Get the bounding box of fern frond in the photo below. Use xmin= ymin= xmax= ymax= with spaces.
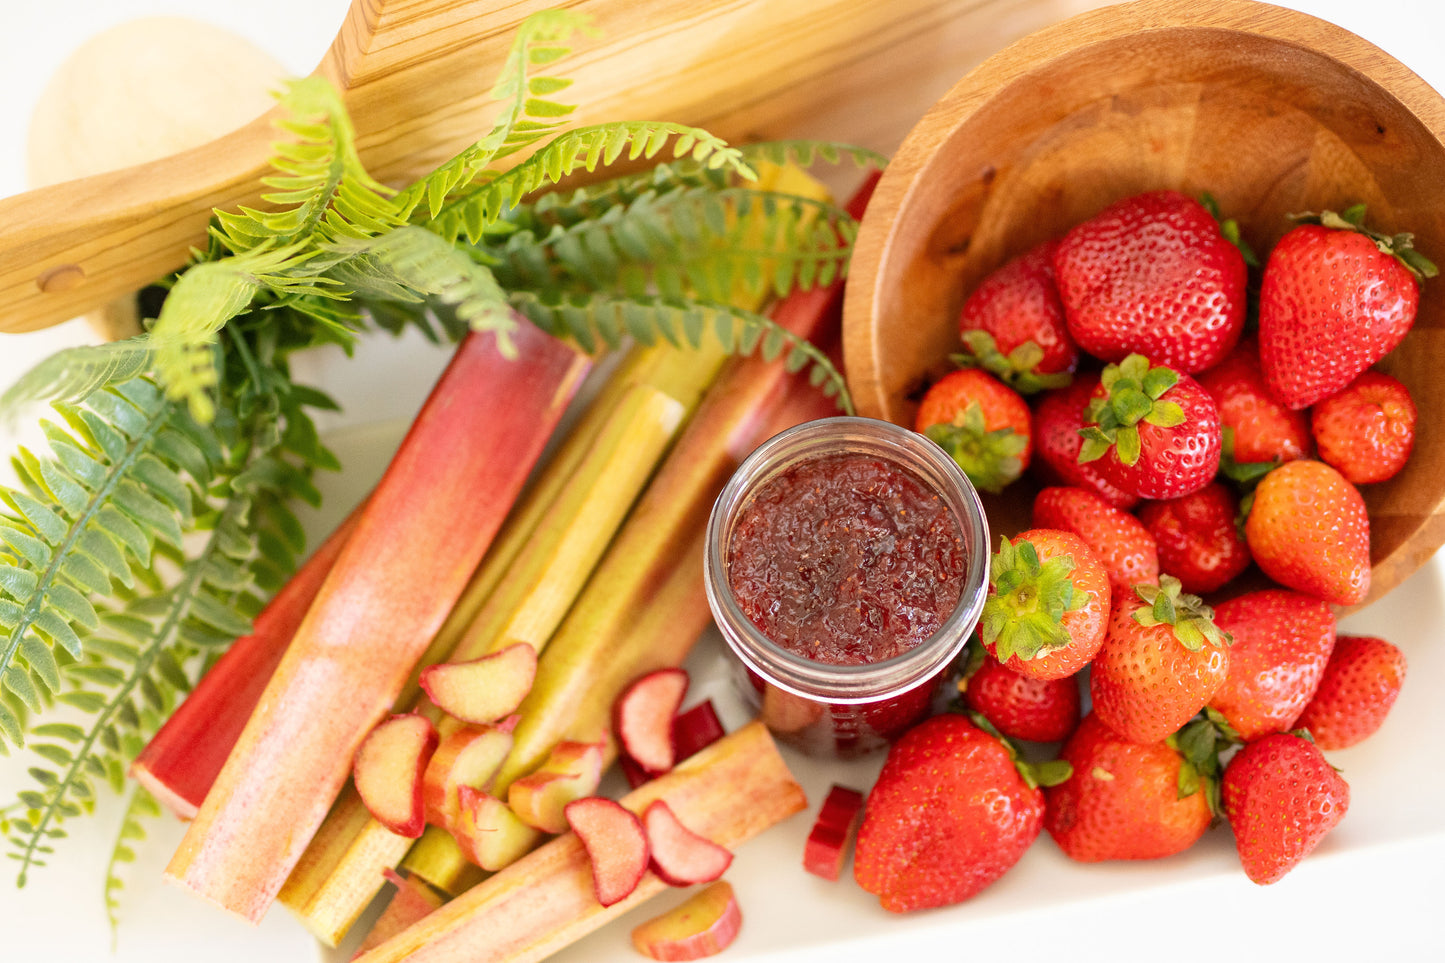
xmin=103 ymin=785 xmax=160 ymax=943
xmin=735 ymin=139 xmax=888 ymax=174
xmin=508 ymin=290 xmax=853 ymax=412
xmin=394 ymin=9 xmax=599 ymax=221
xmin=0 ymin=342 xmax=153 ymax=426
xmin=424 ymin=123 xmax=755 ymax=246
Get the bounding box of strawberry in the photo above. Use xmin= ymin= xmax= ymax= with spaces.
xmin=955 ymin=239 xmax=1078 ymax=393
xmin=1207 ymin=589 xmax=1336 ymax=742
xmin=1195 ymin=338 xmax=1313 ymax=482
xmin=979 ymin=529 xmax=1111 ymax=681
xmin=1053 ymin=189 xmax=1248 ymax=374
xmin=958 ymin=644 xmax=1081 ymax=743
xmin=915 ymin=368 xmax=1032 ymax=493
xmin=1032 ymin=376 xmax=1138 ymax=509
xmin=853 ymin=713 xmax=1062 ymax=911
xmin=1044 ymin=713 xmax=1212 ymax=862
xmin=1243 ymin=458 xmax=1371 ymax=606
xmin=1089 ymin=577 xmax=1230 ymax=745
xmin=1031 ymin=485 xmax=1159 ymax=599
xmin=1310 ymin=370 xmax=1417 ymax=484
xmin=1296 ymin=634 xmax=1408 ymax=750
xmin=1136 ymin=482 xmax=1251 ymax=595
xmin=1258 ymin=206 xmax=1435 ymax=410
xmin=1078 ymin=354 xmax=1222 ymax=500
xmin=1222 ymin=731 xmax=1350 ymax=884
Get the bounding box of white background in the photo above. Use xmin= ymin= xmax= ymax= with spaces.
xmin=2 ymin=2 xmax=1444 ymax=962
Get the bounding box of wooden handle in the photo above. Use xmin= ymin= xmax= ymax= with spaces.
xmin=0 ymin=0 xmax=1101 ymax=335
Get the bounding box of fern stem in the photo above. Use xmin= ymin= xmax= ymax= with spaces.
xmin=0 ymin=397 xmax=171 ymax=715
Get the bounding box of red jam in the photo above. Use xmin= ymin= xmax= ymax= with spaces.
xmin=726 ymin=453 xmax=966 ymax=667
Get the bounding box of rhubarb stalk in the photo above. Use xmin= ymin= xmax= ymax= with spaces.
xmin=165 ymin=323 xmax=590 ymax=922
xmin=355 ymin=721 xmax=806 ymax=963
xmin=130 ymin=501 xmax=363 ymax=819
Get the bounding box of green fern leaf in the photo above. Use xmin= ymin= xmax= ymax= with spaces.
xmin=0 ymin=342 xmax=153 ymax=427
xmin=104 ymin=785 xmax=160 ymax=942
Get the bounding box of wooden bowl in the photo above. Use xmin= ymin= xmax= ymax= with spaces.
xmin=842 ymin=0 xmax=1445 ymax=608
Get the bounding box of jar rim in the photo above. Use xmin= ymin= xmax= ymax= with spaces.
xmin=704 ymin=416 xmax=990 ymax=705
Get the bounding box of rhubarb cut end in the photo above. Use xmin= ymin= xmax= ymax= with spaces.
xmin=802 ymin=784 xmax=865 ymax=881
xmin=353 ymin=713 xmax=440 ymax=839
xmin=643 ymin=799 xmax=734 ymax=886
xmin=616 ymin=668 xmax=690 ymax=776
xmin=420 ymin=643 xmax=538 ymax=725
xmin=631 ymin=880 xmax=743 ymax=961
xmin=565 ymin=796 xmax=651 ymax=907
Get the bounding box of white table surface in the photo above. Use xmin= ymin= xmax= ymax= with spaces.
xmin=2 ymin=2 xmax=1444 ymax=962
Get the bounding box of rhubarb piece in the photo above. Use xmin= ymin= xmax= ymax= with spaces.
xmin=616 ymin=669 xmax=691 ymax=776
xmin=421 ymin=643 xmax=538 ymax=725
xmin=565 ymin=797 xmax=651 ymax=907
xmin=352 ymin=870 xmax=445 ymax=960
xmin=422 ymin=719 xmax=518 ymax=828
xmin=354 ymin=722 xmax=805 ymax=963
xmin=353 ymin=714 xmax=440 ymax=839
xmin=802 ymin=784 xmax=865 ymax=881
xmin=452 ymin=787 xmax=544 ymax=872
xmin=166 ymin=324 xmax=589 ymax=922
xmin=620 ymin=701 xmax=725 ymax=789
xmin=643 ymin=800 xmax=733 ymax=886
xmin=631 ymin=881 xmax=742 ymax=962
xmin=507 ymin=738 xmax=606 ymax=834
xmin=131 ymin=501 xmax=363 ymax=819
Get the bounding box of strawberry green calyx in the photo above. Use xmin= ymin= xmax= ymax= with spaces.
xmin=1218 ymin=426 xmax=1279 ymax=486
xmin=1200 ymin=192 xmax=1260 ymax=268
xmin=1168 ymin=713 xmax=1234 ymax=817
xmin=966 ymin=711 xmax=1072 ymax=790
xmin=1293 ymin=205 xmax=1439 ymax=282
xmin=1079 ymin=354 xmax=1186 ymax=467
xmin=951 ymin=331 xmax=1073 ymax=394
xmin=1131 ymin=575 xmax=1230 ymax=652
xmin=980 ymin=536 xmax=1088 ymax=661
xmin=925 ymin=402 xmax=1029 ymax=494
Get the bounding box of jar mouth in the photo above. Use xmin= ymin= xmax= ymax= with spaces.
xmin=704 ymin=416 xmax=991 ymax=705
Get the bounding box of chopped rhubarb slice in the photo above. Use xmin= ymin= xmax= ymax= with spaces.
xmin=631 ymin=880 xmax=742 ymax=961
xmin=616 ymin=668 xmax=690 ymax=776
xmin=565 ymin=797 xmax=650 ymax=907
xmin=642 ymin=799 xmax=733 ymax=886
xmin=802 ymin=784 xmax=865 ymax=881
xmin=451 ymin=786 xmax=542 ymax=872
xmin=421 ymin=718 xmax=517 ymax=828
xmin=353 ymin=714 xmax=439 ymax=839
xmin=507 ymin=739 xmax=606 ymax=834
xmin=420 ymin=642 xmax=538 ymax=725
xmin=622 ymin=699 xmax=728 ymax=789
xmin=351 ymin=869 xmax=444 ymax=960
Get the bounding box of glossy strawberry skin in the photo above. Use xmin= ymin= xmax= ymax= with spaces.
xmin=854 ymin=714 xmax=1043 ymax=912
xmin=1208 ymin=589 xmax=1337 ymax=742
xmin=962 ymin=654 xmax=1081 ymax=744
xmin=1196 ymin=339 xmax=1313 ymax=467
xmin=916 ymin=367 xmax=1032 ymax=492
xmin=1259 ymin=223 xmax=1421 ymax=410
xmin=958 ymin=239 xmax=1079 ymax=381
xmin=1243 ymin=459 xmax=1371 ymax=606
xmin=1296 ymin=634 xmax=1407 ymax=750
xmin=1054 ymin=190 xmax=1248 ymax=374
xmin=1045 ymin=714 xmax=1211 ymax=861
xmin=1087 ymin=368 xmax=1222 ymax=500
xmin=1311 ymin=370 xmax=1417 ymax=484
xmin=1136 ymin=482 xmax=1251 ymax=595
xmin=1032 ymin=377 xmax=1139 ymax=509
xmin=1222 ymin=732 xmax=1350 ymax=885
xmin=1090 ymin=595 xmax=1230 ymax=745
xmin=1032 ymin=485 xmax=1159 ymax=600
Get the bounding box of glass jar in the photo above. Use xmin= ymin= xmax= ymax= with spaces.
xmin=704 ymin=416 xmax=990 ymax=758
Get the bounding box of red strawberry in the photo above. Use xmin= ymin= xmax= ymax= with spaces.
xmin=1136 ymin=482 xmax=1251 ymax=595
xmin=915 ymin=368 xmax=1032 ymax=493
xmin=1079 ymin=354 xmax=1222 ymax=500
xmin=1296 ymin=634 xmax=1408 ymax=750
xmin=1195 ymin=338 xmax=1313 ymax=481
xmin=1053 ymin=190 xmax=1248 ymax=373
xmin=1222 ymin=732 xmax=1350 ymax=884
xmin=853 ymin=713 xmax=1058 ymax=911
xmin=1258 ymin=206 xmax=1435 ymax=409
xmin=956 ymin=239 xmax=1078 ymax=392
xmin=1044 ymin=713 xmax=1212 ymax=862
xmin=1243 ymin=459 xmax=1371 ymax=606
xmin=959 ymin=646 xmax=1080 ymax=743
xmin=1032 ymin=376 xmax=1138 ymax=509
xmin=980 ymin=529 xmax=1111 ymax=681
xmin=1031 ymin=485 xmax=1159 ymax=599
xmin=1311 ymin=370 xmax=1417 ymax=484
xmin=1089 ymin=577 xmax=1230 ymax=745
xmin=1207 ymin=589 xmax=1336 ymax=741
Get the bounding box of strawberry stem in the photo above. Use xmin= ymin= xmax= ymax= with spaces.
xmin=1130 ymin=576 xmax=1229 ymax=652
xmin=980 ymin=536 xmax=1088 ymax=662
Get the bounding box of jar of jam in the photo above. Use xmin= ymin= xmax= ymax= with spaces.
xmin=704 ymin=416 xmax=989 ymax=758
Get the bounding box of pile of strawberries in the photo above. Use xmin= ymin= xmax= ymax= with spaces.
xmin=852 ymin=190 xmax=1423 ymax=911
